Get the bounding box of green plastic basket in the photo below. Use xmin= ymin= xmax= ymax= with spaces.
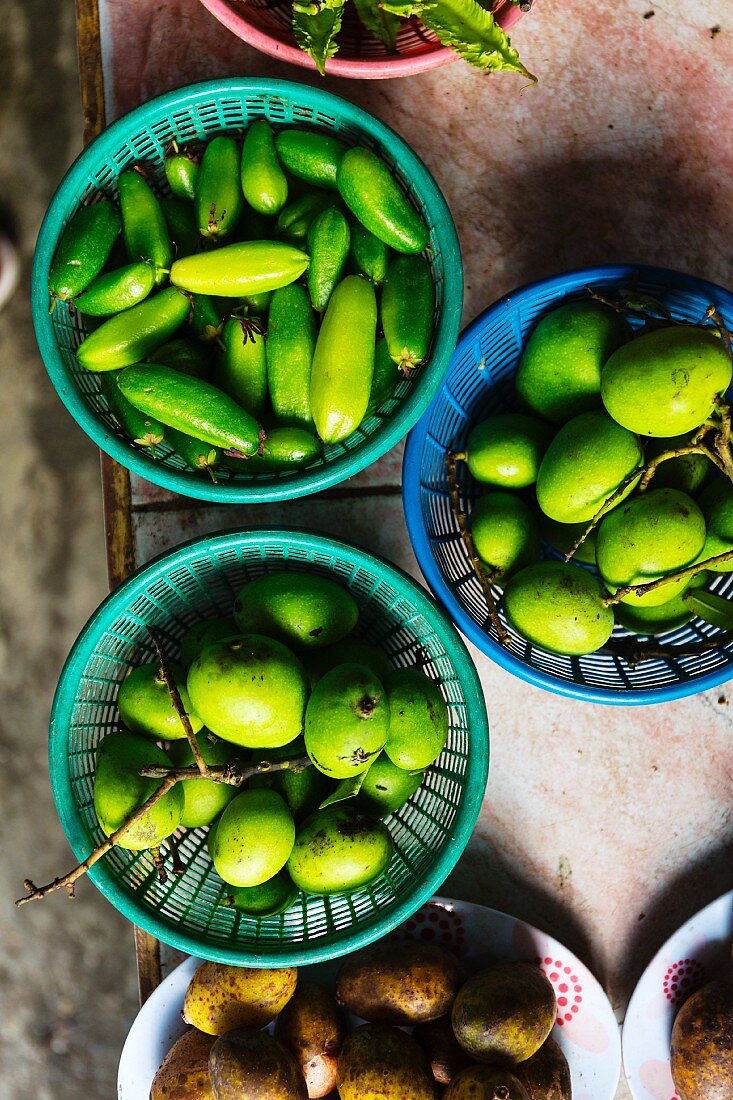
xmin=50 ymin=530 xmax=488 ymax=966
xmin=32 ymin=79 xmax=463 ymax=503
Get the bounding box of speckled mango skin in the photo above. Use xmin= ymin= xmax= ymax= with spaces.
xmin=514 ymin=1037 xmax=572 ymax=1100
xmin=183 ymin=962 xmax=297 ymax=1035
xmin=671 ymin=979 xmax=733 ymax=1100
xmin=209 ymin=1028 xmax=308 ymax=1100
xmin=274 ymin=981 xmax=347 ymax=1099
xmin=451 ymin=962 xmax=556 ymax=1066
xmin=336 ymin=1024 xmax=435 ymax=1100
xmin=445 ymin=1065 xmax=531 ymax=1100
xmin=287 ymin=805 xmax=393 ymax=895
xmin=336 ymin=941 xmax=462 ymax=1025
xmin=501 ymin=562 xmax=614 ymax=656
xmin=150 ymin=1029 xmax=216 ymax=1100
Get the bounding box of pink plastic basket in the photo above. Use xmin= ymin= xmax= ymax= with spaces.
xmin=199 ymin=0 xmax=529 ymax=79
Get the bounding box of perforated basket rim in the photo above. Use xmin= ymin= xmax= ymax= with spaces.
xmin=403 ymin=262 xmax=733 ymax=706
xmin=31 ymin=78 xmax=463 ymax=504
xmin=49 ymin=528 xmax=489 ymax=965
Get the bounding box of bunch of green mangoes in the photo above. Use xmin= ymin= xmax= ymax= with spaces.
xmin=455 ymin=294 xmax=733 ymax=657
xmin=151 ymin=944 xmax=572 ymax=1100
xmin=50 ymin=124 xmax=435 ymax=479
xmin=92 ymin=571 xmax=449 ymax=911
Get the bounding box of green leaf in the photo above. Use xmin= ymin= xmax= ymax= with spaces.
xmin=682 ymin=588 xmax=733 ymax=630
xmin=381 ymin=0 xmax=534 ymax=77
xmin=353 ymin=0 xmax=400 ymax=49
xmin=319 ymin=771 xmax=368 ymax=809
xmin=292 ymin=3 xmax=345 ymax=73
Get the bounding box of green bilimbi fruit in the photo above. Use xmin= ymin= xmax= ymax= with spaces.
xmin=357 ymin=753 xmax=425 ymax=816
xmin=463 ymin=413 xmax=554 ymax=488
xmin=217 ymin=317 xmax=268 ymax=420
xmin=266 ymin=283 xmax=316 ymax=431
xmin=502 ymin=561 xmax=614 ymax=655
xmin=74 ymin=261 xmax=155 ymax=317
xmin=249 ymin=737 xmax=333 ymax=823
xmin=170 ymin=241 xmax=309 ymax=297
xmin=645 ymin=435 xmax=713 ymax=496
xmin=287 ymin=805 xmax=393 ymax=894
xmin=384 ymin=667 xmax=448 ymax=771
xmin=536 ymin=409 xmax=643 ymax=524
xmin=304 ymin=663 xmax=389 ymax=779
xmin=697 ymin=480 xmax=733 ymax=571
xmin=245 ymin=427 xmax=322 ymax=471
xmin=76 ymin=287 xmax=190 ymax=371
xmin=118 ymin=169 xmax=173 ymax=285
xmin=186 ymin=635 xmax=308 ymax=749
xmin=117 ymin=660 xmax=203 ymax=740
xmin=233 ymin=573 xmax=358 ymax=649
xmin=160 ymin=195 xmax=201 ymax=258
xmin=227 ymin=870 xmax=299 ymax=917
xmin=49 ymin=199 xmax=120 ymax=300
xmin=366 ymin=338 xmax=400 ymax=417
xmin=164 ymin=145 xmax=200 ymax=202
xmin=337 ymin=148 xmax=429 ymax=255
xmin=179 ymin=616 xmax=240 ymax=669
xmin=470 ymin=492 xmax=540 ymax=578
xmin=274 ymin=130 xmax=347 ymax=190
xmin=169 ymin=733 xmax=241 ymax=828
xmin=100 ymin=370 xmax=165 ymax=452
xmin=602 ymin=325 xmax=733 ymax=437
xmin=196 ymin=135 xmax=244 ymax=240
xmin=596 ymin=487 xmax=706 ymax=606
xmin=539 ymin=516 xmax=597 ymax=566
xmin=166 ymin=426 xmax=221 ymax=479
xmin=241 ymin=120 xmax=289 ymax=216
xmin=210 ymin=789 xmax=295 ymax=887
xmin=307 ymin=206 xmax=350 ymax=313
xmin=350 ymin=222 xmax=390 ymax=286
xmin=93 ymin=731 xmax=184 ymax=850
xmin=381 ymin=254 xmax=434 ymax=370
xmin=301 ymin=641 xmax=392 ymax=689
xmin=515 ymin=301 xmax=628 ymax=423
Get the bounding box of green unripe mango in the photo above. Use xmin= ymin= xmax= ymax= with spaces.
xmin=645 ymin=435 xmax=713 ymax=496
xmin=357 ymin=753 xmax=425 ymax=816
xmin=179 ymin=616 xmax=240 ymax=670
xmin=464 ymin=414 xmax=554 ymax=487
xmin=211 ymin=789 xmax=295 ymax=887
xmin=187 ymin=635 xmax=308 ymax=748
xmin=384 ymin=667 xmax=448 ymax=771
xmin=301 ymin=640 xmax=393 ymax=689
xmin=93 ymin=731 xmax=184 ymax=850
xmin=596 ymin=488 xmax=706 ymax=606
xmin=227 ymin=870 xmax=299 ymax=918
xmin=288 ymin=806 xmax=393 ymax=895
xmin=601 ymin=325 xmax=732 ymax=437
xmin=233 ymin=573 xmax=358 ymax=649
xmin=615 ymin=590 xmax=694 ymax=634
xmin=698 ymin=480 xmax=733 ymax=571
xmin=117 ymin=660 xmax=203 ymax=741
xmin=470 ymin=492 xmax=540 ymax=578
xmin=502 ymin=561 xmax=614 ymax=655
xmin=516 ymin=302 xmax=628 ymax=423
xmin=168 ymin=733 xmax=242 ymax=828
xmin=539 ymin=515 xmax=597 ymax=565
xmin=249 ymin=737 xmax=333 ymax=822
xmin=304 ymin=663 xmax=389 ymax=779
xmin=536 ymin=409 xmax=643 ymax=523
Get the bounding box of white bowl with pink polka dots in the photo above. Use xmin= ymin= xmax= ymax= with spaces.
xmin=118 ymin=896 xmax=621 ymax=1100
xmin=622 ymin=889 xmax=733 ymax=1100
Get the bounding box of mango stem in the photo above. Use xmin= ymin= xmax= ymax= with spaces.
xmin=149 ymin=626 xmax=211 ymax=778
xmin=601 ymin=548 xmax=733 ymax=607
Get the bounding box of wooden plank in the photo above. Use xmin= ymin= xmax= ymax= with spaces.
xmin=134 ymin=926 xmax=163 ymax=1006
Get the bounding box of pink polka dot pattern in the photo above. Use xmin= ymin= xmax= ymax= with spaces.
xmin=391 ymin=902 xmax=465 ymax=948
xmin=662 ymin=958 xmax=705 ymax=1007
xmin=534 ymin=956 xmax=583 ymax=1027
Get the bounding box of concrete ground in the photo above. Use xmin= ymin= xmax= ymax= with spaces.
xmin=0 ymin=3 xmax=138 ymax=1097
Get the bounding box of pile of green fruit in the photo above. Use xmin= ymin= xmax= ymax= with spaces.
xmin=453 ymin=293 xmax=733 ymax=657
xmin=670 ymin=952 xmax=733 ymax=1100
xmin=50 ymin=122 xmax=435 ymax=481
xmin=151 ymin=941 xmax=571 ymax=1100
xmin=92 ymin=572 xmax=450 ymax=912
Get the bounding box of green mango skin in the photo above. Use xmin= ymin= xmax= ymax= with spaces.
xmin=228 ymin=870 xmax=299 ymax=918
xmin=596 ymin=488 xmax=706 ymax=606
xmin=615 ymin=589 xmax=694 ymax=635
xmin=233 ymin=573 xmax=358 ymax=649
xmin=357 ymin=753 xmax=425 ymax=816
xmin=169 ymin=733 xmax=242 ymax=828
xmin=93 ymin=731 xmax=184 ymax=851
xmin=470 ymin=492 xmax=541 ymax=579
xmin=304 ymin=663 xmax=389 ymax=779
xmin=301 ymin=641 xmax=393 ymax=690
xmin=698 ymin=480 xmax=733 ymax=572
xmin=288 ymin=806 xmax=393 ymax=895
xmin=539 ymin=515 xmax=597 ymax=566
xmin=384 ymin=667 xmax=448 ymax=771
xmin=516 ymin=302 xmax=629 ymax=424
xmin=249 ymin=737 xmax=333 ymax=822
xmin=502 ymin=561 xmax=614 ymax=656
xmin=211 ymin=789 xmax=295 ymax=888
xmin=117 ymin=660 xmax=203 ymax=741
xmin=179 ymin=617 xmax=241 ymax=670
xmin=602 ymin=325 xmax=732 ymax=437
xmin=465 ymin=414 xmax=554 ymax=488
xmin=186 ymin=635 xmax=308 ymax=749
xmin=536 ymin=409 xmax=643 ymax=524
xmin=645 ymin=435 xmax=714 ymax=496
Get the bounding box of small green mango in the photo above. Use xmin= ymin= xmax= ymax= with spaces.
xmin=93 ymin=731 xmax=184 ymax=850
xmin=211 ymin=789 xmax=295 ymax=887
xmin=301 ymin=640 xmax=393 ymax=689
xmin=168 ymin=732 xmax=242 ymax=827
xmin=645 ymin=435 xmax=713 ymax=496
xmin=502 ymin=561 xmax=614 ymax=655
xmin=357 ymin=753 xmax=425 ymax=816
xmin=233 ymin=573 xmax=358 ymax=648
xmin=615 ymin=590 xmax=694 ymax=634
xmin=249 ymin=736 xmax=333 ymax=822
xmin=471 ymin=492 xmax=540 ymax=578
xmin=384 ymin=667 xmax=448 ymax=771
xmin=698 ymin=480 xmax=733 ymax=571
xmin=539 ymin=515 xmax=597 ymax=565
xmin=464 ymin=413 xmax=554 ymax=488
xmin=227 ymin=870 xmax=299 ymax=918
xmin=304 ymin=663 xmax=389 ymax=779
xmin=179 ymin=616 xmax=240 ymax=669
xmin=118 ymin=660 xmax=203 ymax=741
xmin=288 ymin=806 xmax=393 ymax=894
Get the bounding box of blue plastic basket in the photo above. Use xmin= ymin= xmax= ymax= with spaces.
xmin=32 ymin=79 xmax=463 ymax=503
xmin=403 ymin=264 xmax=733 ymax=705
xmin=49 ymin=529 xmax=488 ymax=965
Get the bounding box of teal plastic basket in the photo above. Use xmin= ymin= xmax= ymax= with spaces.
xmin=50 ymin=530 xmax=488 ymax=966
xmin=32 ymin=79 xmax=463 ymax=503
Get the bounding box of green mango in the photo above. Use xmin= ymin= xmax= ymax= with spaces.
xmin=227 ymin=870 xmax=299 ymax=917
xmin=539 ymin=515 xmax=597 ymax=565
xmin=287 ymin=806 xmax=393 ymax=895
xmin=464 ymin=413 xmax=554 ymax=487
xmin=304 ymin=663 xmax=389 ymax=779
xmin=249 ymin=737 xmax=333 ymax=822
xmin=93 ymin=731 xmax=184 ymax=850
xmin=470 ymin=492 xmax=540 ymax=578
xmin=602 ymin=325 xmax=732 ymax=437
xmin=117 ymin=660 xmax=203 ymax=741
xmin=516 ymin=302 xmax=628 ymax=423
xmin=301 ymin=640 xmax=393 ymax=689
xmin=645 ymin=435 xmax=713 ymax=496
xmin=211 ymin=789 xmax=295 ymax=887
xmin=168 ymin=732 xmax=242 ymax=828
xmin=536 ymin=410 xmax=643 ymax=523
xmin=502 ymin=561 xmax=614 ymax=655
xmin=357 ymin=753 xmax=425 ymax=816
xmin=233 ymin=573 xmax=358 ymax=649
xmin=179 ymin=616 xmax=240 ymax=670
xmin=697 ymin=480 xmax=733 ymax=571
xmin=384 ymin=667 xmax=448 ymax=771
xmin=615 ymin=590 xmax=694 ymax=634
xmin=187 ymin=635 xmax=308 ymax=749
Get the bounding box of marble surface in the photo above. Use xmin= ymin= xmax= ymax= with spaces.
xmin=96 ymin=0 xmax=733 ymax=1089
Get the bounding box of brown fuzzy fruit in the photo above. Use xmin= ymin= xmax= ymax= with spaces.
xmin=150 ymin=1029 xmax=216 ymax=1100
xmin=414 ymin=1015 xmax=473 ymax=1085
xmin=336 ymin=940 xmax=463 ymax=1024
xmin=274 ymin=981 xmax=347 ymax=1098
xmin=445 ymin=1065 xmax=531 ymax=1100
xmin=208 ymin=1028 xmax=308 ymax=1100
xmin=183 ymin=962 xmax=297 ymax=1035
xmin=514 ymin=1038 xmax=572 ymax=1099
xmin=671 ymin=979 xmax=733 ymax=1100
xmin=337 ymin=1023 xmax=435 ymax=1100
xmin=451 ymin=962 xmax=556 ymax=1065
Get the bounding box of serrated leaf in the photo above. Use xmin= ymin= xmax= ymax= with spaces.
xmin=353 ymin=0 xmax=400 ymax=49
xmin=682 ymin=588 xmax=733 ymax=630
xmin=292 ymin=3 xmax=345 ymax=73
xmin=319 ymin=771 xmax=367 ymax=809
xmin=381 ymin=0 xmax=534 ymax=78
